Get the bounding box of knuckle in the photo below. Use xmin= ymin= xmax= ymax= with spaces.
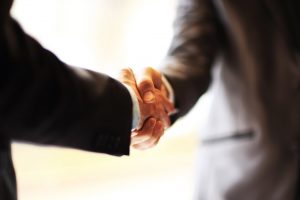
xmin=139 ymin=79 xmax=153 ymax=89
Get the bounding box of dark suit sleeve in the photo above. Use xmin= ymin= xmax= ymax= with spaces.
xmin=161 ymin=0 xmax=220 ymax=119
xmin=0 ymin=18 xmax=132 ymax=156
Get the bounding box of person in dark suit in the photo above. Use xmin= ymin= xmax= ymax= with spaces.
xmin=0 ymin=1 xmax=174 ymax=200
xmin=125 ymin=0 xmax=300 ymax=199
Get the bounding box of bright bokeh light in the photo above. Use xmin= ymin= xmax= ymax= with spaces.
xmin=11 ymin=0 xmax=176 ymax=75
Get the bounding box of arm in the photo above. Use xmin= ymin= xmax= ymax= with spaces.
xmin=161 ymin=0 xmax=220 ymax=118
xmin=0 ymin=18 xmax=132 ymax=156
xmin=127 ymin=0 xmax=220 ymax=149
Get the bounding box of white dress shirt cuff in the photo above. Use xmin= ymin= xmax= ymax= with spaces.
xmin=124 ymin=85 xmax=141 ymax=130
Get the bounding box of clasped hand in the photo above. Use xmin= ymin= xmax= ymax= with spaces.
xmin=120 ymin=67 xmax=174 ymax=150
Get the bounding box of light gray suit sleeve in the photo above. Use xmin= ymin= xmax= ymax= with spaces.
xmin=161 ymin=0 xmax=220 ymax=119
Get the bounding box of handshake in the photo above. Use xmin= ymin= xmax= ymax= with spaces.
xmin=119 ymin=67 xmax=175 ymax=150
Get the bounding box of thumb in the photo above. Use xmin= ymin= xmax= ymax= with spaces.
xmin=138 ymin=78 xmax=155 ymax=103
xmin=137 ymin=67 xmax=162 ymax=103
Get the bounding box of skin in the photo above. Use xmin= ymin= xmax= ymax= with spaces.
xmin=120 ymin=68 xmax=174 ymax=150
xmin=137 ymin=67 xmax=170 ymax=104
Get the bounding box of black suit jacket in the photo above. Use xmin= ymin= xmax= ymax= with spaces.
xmin=0 ymin=1 xmax=132 ymax=199
xmin=162 ymin=0 xmax=300 ymax=199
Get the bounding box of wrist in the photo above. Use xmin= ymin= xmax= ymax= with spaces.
xmin=123 ymin=85 xmax=141 ymax=130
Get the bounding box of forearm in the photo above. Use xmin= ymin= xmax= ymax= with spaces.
xmin=0 ymin=18 xmax=132 ymax=155
xmin=161 ymin=0 xmax=220 ymax=117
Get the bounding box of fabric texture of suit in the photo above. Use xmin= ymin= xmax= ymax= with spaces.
xmin=162 ymin=0 xmax=300 ymax=199
xmin=0 ymin=1 xmax=132 ymax=199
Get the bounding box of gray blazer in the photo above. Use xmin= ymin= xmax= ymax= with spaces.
xmin=163 ymin=0 xmax=300 ymax=199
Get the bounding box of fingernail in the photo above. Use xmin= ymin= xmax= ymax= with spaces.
xmin=143 ymin=91 xmax=155 ymax=102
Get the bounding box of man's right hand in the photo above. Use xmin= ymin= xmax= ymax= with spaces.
xmin=137 ymin=67 xmax=171 ymax=104
xmin=120 ymin=68 xmax=174 ymax=150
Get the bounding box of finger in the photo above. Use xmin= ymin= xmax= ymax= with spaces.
xmin=131 ymin=118 xmax=156 ymax=145
xmin=138 ymin=78 xmax=155 ymax=103
xmin=119 ymin=68 xmax=137 ymax=86
xmin=155 ymin=89 xmax=175 ymax=114
xmin=160 ymin=112 xmax=171 ymax=128
xmin=137 ymin=67 xmax=162 ymax=103
xmin=160 ymin=84 xmax=170 ymax=100
xmin=144 ymin=67 xmax=163 ymax=89
xmin=132 ymin=120 xmax=164 ymax=150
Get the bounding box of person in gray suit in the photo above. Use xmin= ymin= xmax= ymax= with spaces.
xmin=124 ymin=0 xmax=300 ymax=199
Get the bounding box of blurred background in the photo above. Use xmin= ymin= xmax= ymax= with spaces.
xmin=10 ymin=0 xmax=209 ymax=199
